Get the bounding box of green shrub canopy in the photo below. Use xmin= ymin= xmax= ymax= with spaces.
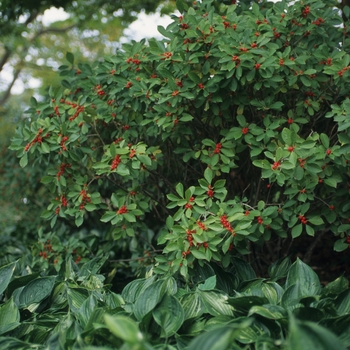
xmin=10 ymin=0 xmax=350 ymax=278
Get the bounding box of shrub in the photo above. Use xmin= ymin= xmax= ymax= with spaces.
xmin=9 ymin=0 xmax=350 ymax=278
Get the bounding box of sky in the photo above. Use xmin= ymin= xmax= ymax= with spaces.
xmin=1 ymin=7 xmax=174 ymax=95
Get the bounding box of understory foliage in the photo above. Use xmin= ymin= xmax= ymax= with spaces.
xmin=1 ymin=248 xmax=350 ymax=349
xmin=2 ymin=0 xmax=350 ymax=348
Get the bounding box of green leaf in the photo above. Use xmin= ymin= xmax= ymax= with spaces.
xmin=176 ymin=0 xmax=188 ymax=13
xmin=320 ymin=315 xmax=350 ymax=347
xmin=191 ymin=249 xmax=209 ymax=260
xmin=308 ymin=216 xmax=324 ymax=225
xmin=198 ymin=290 xmax=234 ymax=316
xmin=19 ymin=153 xmax=28 ymax=168
xmin=324 ymin=178 xmax=337 ymax=188
xmin=175 ymin=183 xmax=184 ymax=197
xmin=232 ymin=258 xmax=257 ymax=281
xmin=334 ymin=289 xmax=350 ymax=316
xmin=248 ymin=304 xmax=286 ymax=320
xmin=104 ymin=314 xmax=143 ymax=344
xmin=66 ymin=52 xmax=74 ymax=65
xmin=67 ymin=287 xmax=89 ymax=313
xmin=287 ymin=315 xmax=347 ymax=350
xmin=291 ymin=223 xmax=303 ymax=238
xmin=0 ymin=262 xmax=16 ymax=296
xmin=180 ymin=292 xmax=205 ymax=320
xmin=334 ymin=239 xmax=349 ymax=252
xmin=134 ymin=279 xmax=167 ymax=320
xmin=268 ymin=257 xmax=291 ymax=280
xmin=19 ymin=276 xmax=56 ymax=308
xmin=153 ymin=293 xmax=184 ymax=337
xmin=0 ymin=298 xmax=20 ymax=335
xmin=100 ymin=211 xmax=116 ymax=223
xmin=198 ymin=276 xmax=216 ymax=291
xmin=285 ymin=258 xmax=321 ymax=296
xmin=187 ymin=325 xmax=235 ymax=350
xmin=204 ymin=167 xmax=213 ymax=184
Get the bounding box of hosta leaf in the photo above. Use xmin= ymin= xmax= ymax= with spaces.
xmin=104 ymin=314 xmax=144 ymax=344
xmin=153 ymin=293 xmax=184 ymax=337
xmin=67 ymin=287 xmax=89 ymax=313
xmin=18 ymin=276 xmax=56 ymax=308
xmin=287 ymin=316 xmax=346 ymax=350
xmin=228 ymin=296 xmax=268 ymax=315
xmin=293 ymin=307 xmax=324 ymax=322
xmin=268 ymin=257 xmax=291 ymax=280
xmin=248 ymin=304 xmax=287 ymax=320
xmin=180 ymin=292 xmax=205 ymax=320
xmin=333 ymin=289 xmax=350 ymax=316
xmin=285 ymin=258 xmax=321 ymax=296
xmin=0 ymin=262 xmax=16 ymax=296
xmin=198 ymin=290 xmax=234 ymax=316
xmin=134 ymin=279 xmax=167 ymax=320
xmin=77 ymin=295 xmax=97 ymax=328
xmin=0 ymin=298 xmax=20 ymax=335
xmin=186 ymin=325 xmax=235 ymax=350
xmin=320 ymin=315 xmax=350 ymax=347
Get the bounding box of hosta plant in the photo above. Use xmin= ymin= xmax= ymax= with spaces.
xmin=0 ymin=253 xmax=349 ymax=349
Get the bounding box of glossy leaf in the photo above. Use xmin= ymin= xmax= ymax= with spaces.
xmin=153 ymin=293 xmax=184 ymax=337
xmin=0 ymin=262 xmax=16 ymax=296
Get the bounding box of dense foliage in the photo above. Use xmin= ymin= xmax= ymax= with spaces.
xmin=2 ymin=0 xmax=350 ymax=348
xmin=1 ymin=248 xmax=350 ymax=349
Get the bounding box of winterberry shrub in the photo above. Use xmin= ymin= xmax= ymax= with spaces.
xmin=10 ymin=0 xmax=350 ymax=277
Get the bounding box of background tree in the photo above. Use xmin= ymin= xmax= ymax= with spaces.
xmin=0 ymin=0 xmax=176 ymax=235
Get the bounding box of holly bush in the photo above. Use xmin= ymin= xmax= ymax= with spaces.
xmin=10 ymin=0 xmax=350 ymax=279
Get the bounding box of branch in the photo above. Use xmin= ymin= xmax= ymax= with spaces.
xmin=0 ymin=22 xmax=78 ymax=106
xmin=0 ymin=48 xmax=11 ymax=73
xmin=0 ymin=68 xmax=21 ymax=107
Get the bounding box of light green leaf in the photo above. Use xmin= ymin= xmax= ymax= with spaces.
xmin=104 ymin=314 xmax=143 ymax=344
xmin=198 ymin=276 xmax=216 ymax=291
xmin=19 ymin=153 xmax=28 ymax=168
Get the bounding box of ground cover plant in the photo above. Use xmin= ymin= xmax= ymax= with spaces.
xmin=2 ymin=0 xmax=350 ymax=348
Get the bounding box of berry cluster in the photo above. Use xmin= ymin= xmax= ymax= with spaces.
xmin=298 ymin=158 xmax=306 ymax=168
xmin=196 ymin=220 xmax=207 ymax=230
xmin=257 ymin=216 xmax=264 ymax=225
xmin=117 ymin=205 xmax=128 ymax=214
xmin=161 ymin=52 xmax=172 ymax=60
xmin=301 ymin=6 xmax=310 ymax=18
xmin=111 ymin=155 xmax=121 ymax=170
xmin=214 ymin=142 xmax=222 ymax=154
xmin=79 ymin=189 xmax=91 ymax=210
xmin=272 ymin=161 xmax=281 ymax=170
xmin=129 ymin=149 xmax=136 ymax=158
xmin=57 ymin=163 xmax=71 ymax=180
xmin=207 ymin=185 xmax=214 ymax=198
xmin=24 ymin=128 xmax=44 ymax=152
xmin=242 ymin=127 xmax=249 ymax=135
xmin=298 ymin=215 xmax=308 ymax=225
xmin=220 ymin=214 xmax=235 ymax=235
xmin=60 ymin=136 xmax=69 ymax=151
xmin=186 ymin=229 xmax=196 ymax=247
